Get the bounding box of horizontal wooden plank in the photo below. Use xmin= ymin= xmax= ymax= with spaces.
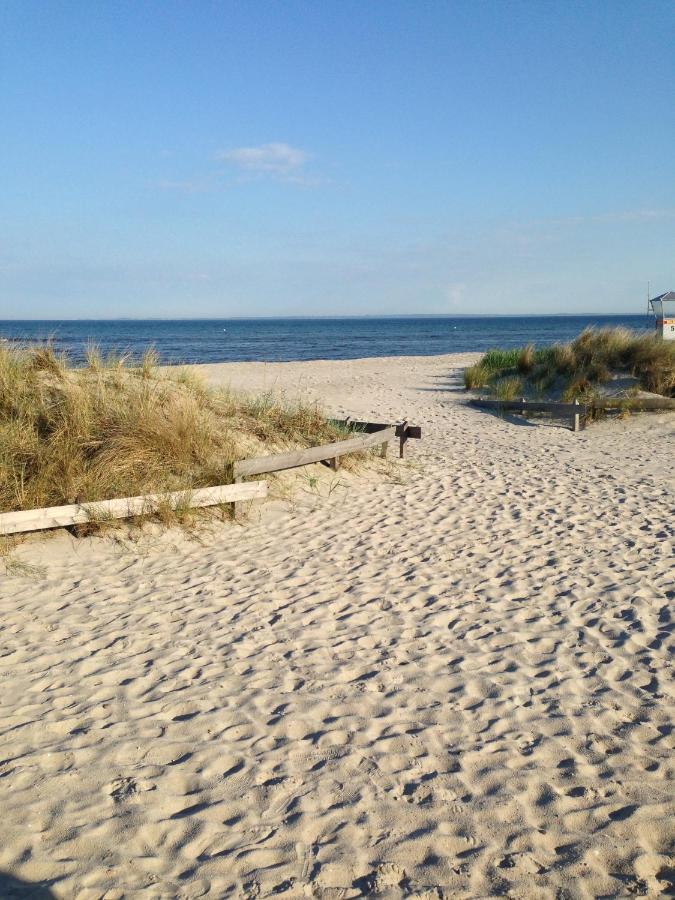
xmin=470 ymin=399 xmax=587 ymax=415
xmin=596 ymin=397 xmax=675 ymax=411
xmin=328 ymin=418 xmax=422 ymax=439
xmin=0 ymin=481 xmax=267 ymax=536
xmin=471 ymin=396 xmax=675 ymax=414
xmin=233 ymin=426 xmax=397 ymax=478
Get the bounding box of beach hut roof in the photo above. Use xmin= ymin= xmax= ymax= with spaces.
xmin=651 ymin=291 xmax=675 ymax=302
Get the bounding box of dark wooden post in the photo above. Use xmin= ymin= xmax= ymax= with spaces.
xmin=399 ymin=420 xmax=408 ymax=458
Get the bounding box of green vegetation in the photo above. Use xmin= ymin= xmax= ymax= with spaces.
xmin=464 ymin=327 xmax=675 ymax=401
xmin=463 ymin=363 xmax=490 ymax=390
xmin=0 ymin=344 xmax=349 ymax=517
xmin=480 ymin=349 xmax=521 ymax=372
xmin=492 ymin=376 xmax=523 ymax=401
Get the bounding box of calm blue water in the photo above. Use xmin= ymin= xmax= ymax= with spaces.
xmin=0 ymin=316 xmax=653 ymax=365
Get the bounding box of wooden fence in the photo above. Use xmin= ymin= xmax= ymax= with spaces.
xmin=470 ymin=395 xmax=675 ymax=432
xmin=469 ymin=398 xmax=585 ymax=431
xmin=594 ymin=397 xmax=675 ymax=411
xmin=232 ymin=418 xmax=421 ymax=516
xmin=233 ymin=418 xmax=422 ymax=482
xmin=328 ymin=419 xmax=422 ymax=459
xmin=233 ymin=426 xmax=397 ymax=480
xmin=2 ymin=417 xmax=422 ymax=535
xmin=0 ymin=482 xmax=267 ymax=536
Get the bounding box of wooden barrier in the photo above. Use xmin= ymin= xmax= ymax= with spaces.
xmin=469 ymin=398 xmax=587 ymax=432
xmin=596 ymin=397 xmax=675 ymax=411
xmin=469 ymin=395 xmax=675 ymax=431
xmin=1 ymin=417 xmax=425 ymax=534
xmin=0 ymin=481 xmax=267 ymax=536
xmin=233 ymin=426 xmax=398 ymax=480
xmin=328 ymin=418 xmax=422 ymax=458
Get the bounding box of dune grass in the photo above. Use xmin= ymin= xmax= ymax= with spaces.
xmin=492 ymin=376 xmax=524 ymax=401
xmin=0 ymin=344 xmax=349 ymax=517
xmin=464 ymin=327 xmax=675 ymax=400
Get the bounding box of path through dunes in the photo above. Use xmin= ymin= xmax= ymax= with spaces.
xmin=1 ymin=354 xmax=673 ymax=898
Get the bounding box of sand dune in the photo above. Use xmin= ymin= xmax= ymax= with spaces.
xmin=0 ymin=353 xmax=673 ymax=898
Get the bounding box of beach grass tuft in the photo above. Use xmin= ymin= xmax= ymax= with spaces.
xmin=463 ymin=364 xmax=490 ymax=389
xmin=493 ymin=376 xmax=523 ymax=401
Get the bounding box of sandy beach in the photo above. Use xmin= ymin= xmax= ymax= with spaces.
xmin=1 ymin=352 xmax=673 ymax=898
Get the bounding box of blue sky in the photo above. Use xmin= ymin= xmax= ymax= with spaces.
xmin=1 ymin=0 xmax=674 ymax=318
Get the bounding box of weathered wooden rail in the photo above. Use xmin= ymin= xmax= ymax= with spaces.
xmin=232 ymin=418 xmax=421 ymax=516
xmin=233 ymin=426 xmax=397 ymax=480
xmin=233 ymin=418 xmax=422 ymax=483
xmin=328 ymin=418 xmax=422 ymax=459
xmin=2 ymin=417 xmax=423 ymax=535
xmin=470 ymin=395 xmax=675 ymax=432
xmin=596 ymin=397 xmax=675 ymax=411
xmin=469 ymin=398 xmax=586 ymax=431
xmin=0 ymin=482 xmax=267 ymax=536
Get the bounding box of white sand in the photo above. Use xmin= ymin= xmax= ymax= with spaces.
xmin=1 ymin=353 xmax=673 ymax=898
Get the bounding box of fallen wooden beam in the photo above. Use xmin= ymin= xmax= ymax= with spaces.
xmin=233 ymin=426 xmax=398 ymax=479
xmin=0 ymin=481 xmax=267 ymax=536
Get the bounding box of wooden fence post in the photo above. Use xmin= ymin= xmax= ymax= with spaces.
xmin=573 ymin=399 xmax=580 ymax=433
xmin=233 ymin=475 xmax=245 ymax=520
xmin=399 ymin=420 xmax=408 ymax=458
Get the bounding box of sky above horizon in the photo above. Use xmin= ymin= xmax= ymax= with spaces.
xmin=2 ymin=0 xmax=674 ymax=318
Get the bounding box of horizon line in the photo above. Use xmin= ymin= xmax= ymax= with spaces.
xmin=0 ymin=312 xmax=651 ymax=323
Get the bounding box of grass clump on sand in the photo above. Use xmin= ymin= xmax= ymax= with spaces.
xmin=464 ymin=327 xmax=675 ymax=401
xmin=463 ymin=364 xmax=489 ymax=389
xmin=0 ymin=344 xmax=349 ymax=517
xmin=492 ymin=376 xmax=523 ymax=401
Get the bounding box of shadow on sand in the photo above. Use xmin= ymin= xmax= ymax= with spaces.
xmin=0 ymin=873 xmax=56 ymax=898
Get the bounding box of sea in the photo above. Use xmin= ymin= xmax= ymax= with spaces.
xmin=0 ymin=315 xmax=654 ymax=366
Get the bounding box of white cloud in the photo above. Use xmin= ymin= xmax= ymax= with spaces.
xmin=217 ymin=142 xmax=311 ymax=178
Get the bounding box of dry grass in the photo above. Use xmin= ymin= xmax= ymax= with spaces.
xmin=463 ymin=364 xmax=489 ymax=389
xmin=492 ymin=376 xmax=523 ymax=401
xmin=466 ymin=328 xmax=675 ymax=400
xmin=0 ymin=345 xmax=349 ymax=518
xmin=517 ymin=344 xmax=535 ymax=375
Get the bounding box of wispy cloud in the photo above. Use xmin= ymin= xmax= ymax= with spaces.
xmin=153 ymin=142 xmax=322 ymax=192
xmin=216 ymin=142 xmax=313 ymax=181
